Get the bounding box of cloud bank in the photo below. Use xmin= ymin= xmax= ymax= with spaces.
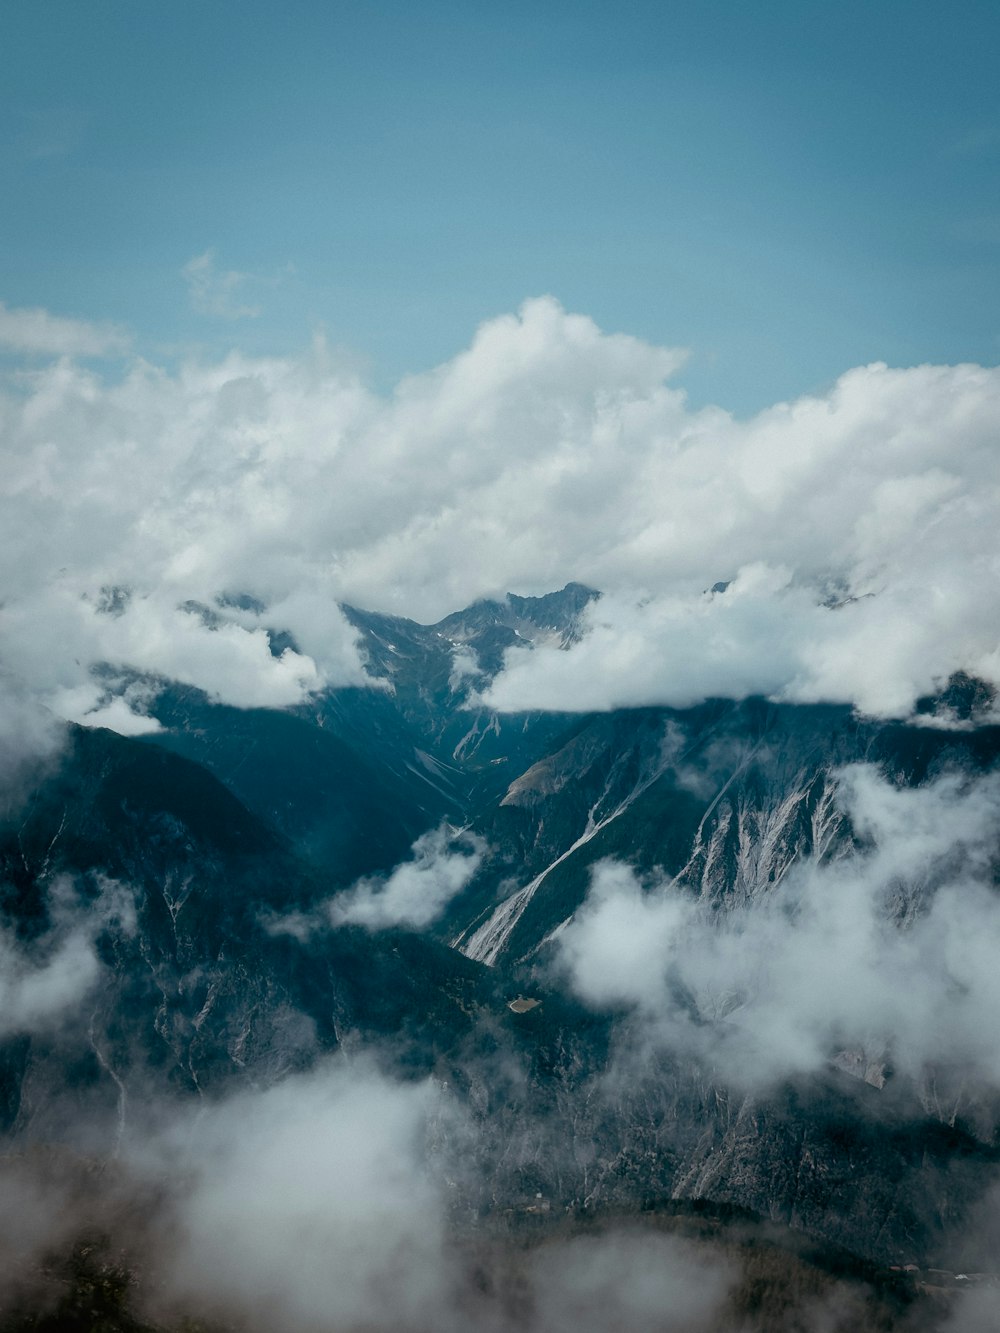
xmin=120 ymin=1055 xmax=746 ymax=1333
xmin=139 ymin=1058 xmax=457 ymax=1333
xmin=2 ymin=294 xmax=999 ymax=730
xmin=0 ymin=1050 xmax=746 ymax=1333
xmin=555 ymin=763 xmax=1000 ymax=1090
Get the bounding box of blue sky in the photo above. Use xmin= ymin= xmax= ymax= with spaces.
xmin=2 ymin=0 xmax=998 ymax=411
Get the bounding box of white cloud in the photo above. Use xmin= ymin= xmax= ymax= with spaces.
xmin=0 ymin=927 xmax=100 ymax=1036
xmin=482 ymin=569 xmax=821 ymax=713
xmin=477 ymin=357 xmax=1000 ymax=720
xmin=0 ymin=674 xmax=65 ymax=808
xmin=0 ymin=300 xmax=128 ymax=357
xmin=941 ymin=1288 xmax=1000 ymax=1331
xmin=182 ymin=250 xmax=262 ymax=320
xmin=130 ymin=1055 xmax=742 ymax=1333
xmin=0 ymin=878 xmax=135 ymax=1038
xmin=267 ymin=824 xmax=485 ymax=936
xmin=2 ymin=295 xmax=1000 ymax=731
xmin=330 ymin=824 xmax=485 ymax=930
xmin=555 ymin=765 xmax=1000 ymax=1090
xmin=103 ymin=1049 xmax=747 ymax=1333
xmin=556 ymin=859 xmax=691 ymax=1013
xmin=139 ymin=1058 xmax=458 ymax=1333
xmin=525 ymin=1232 xmax=734 ymax=1333
xmin=66 ymin=694 xmax=163 ymax=735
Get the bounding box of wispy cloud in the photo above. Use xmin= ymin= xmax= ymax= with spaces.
xmin=0 ymin=300 xmax=129 ymax=358
xmin=0 ymin=877 xmax=135 ymax=1039
xmin=266 ymin=824 xmax=485 ymax=936
xmin=181 ymin=250 xmax=262 ymax=320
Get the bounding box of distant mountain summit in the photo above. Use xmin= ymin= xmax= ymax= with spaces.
xmin=343 ymin=580 xmax=599 ymax=679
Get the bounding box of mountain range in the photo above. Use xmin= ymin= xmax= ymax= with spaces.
xmin=3 ymin=583 xmax=1000 ymax=1328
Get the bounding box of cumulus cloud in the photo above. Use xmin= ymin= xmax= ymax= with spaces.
xmin=3 ymin=294 xmax=1000 ymax=732
xmin=480 ymin=358 xmax=1000 ymax=719
xmin=0 ymin=344 xmax=374 ymax=728
xmin=0 ymin=300 xmax=128 ymax=358
xmin=555 ymin=764 xmax=1000 ymax=1090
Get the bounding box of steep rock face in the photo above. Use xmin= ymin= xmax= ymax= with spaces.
xmin=0 ymin=725 xmax=498 ymax=1149
xmin=144 ymin=687 xmax=443 ymax=885
xmin=664 ymin=1079 xmax=995 ymax=1265
xmin=428 ymin=686 xmax=1000 ymax=1264
xmin=0 ymin=725 xmax=315 ymax=1143
xmin=339 ymin=582 xmax=599 ymax=791
xmin=132 ymin=584 xmax=600 ymax=878
xmin=446 ymin=1009 xmax=999 ymax=1267
xmin=445 ymin=701 xmax=853 ymax=963
xmin=445 ymin=699 xmax=1000 ymax=967
xmin=453 ymin=709 xmax=694 ymax=963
